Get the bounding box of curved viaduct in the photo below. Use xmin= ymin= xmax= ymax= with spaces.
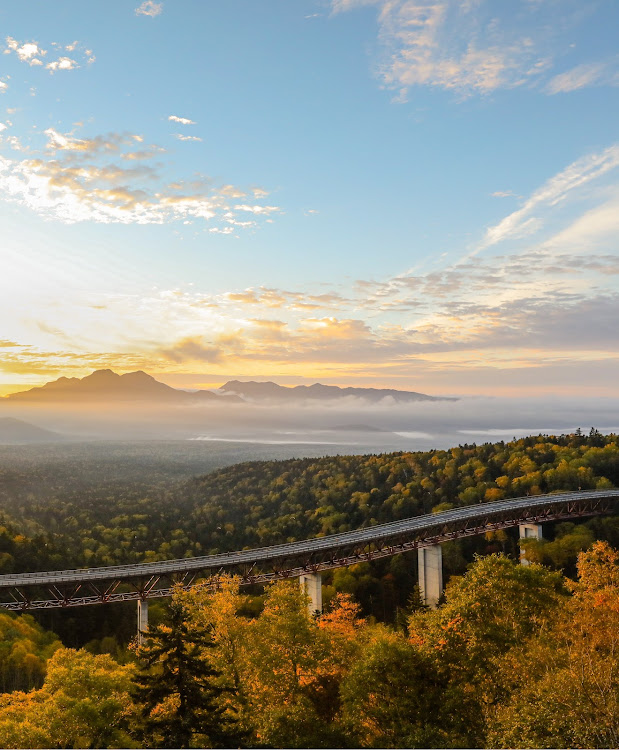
xmin=0 ymin=489 xmax=616 ymax=623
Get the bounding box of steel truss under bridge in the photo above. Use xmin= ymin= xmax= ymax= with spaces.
xmin=0 ymin=489 xmax=616 ymax=611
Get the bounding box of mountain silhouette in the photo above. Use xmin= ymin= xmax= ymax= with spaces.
xmin=219 ymin=380 xmax=453 ymax=403
xmin=5 ymin=370 xmax=242 ymax=404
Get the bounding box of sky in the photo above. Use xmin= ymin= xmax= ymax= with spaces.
xmin=0 ymin=0 xmax=618 ymax=397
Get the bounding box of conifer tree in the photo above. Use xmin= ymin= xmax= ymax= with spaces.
xmin=133 ymin=594 xmax=243 ymax=749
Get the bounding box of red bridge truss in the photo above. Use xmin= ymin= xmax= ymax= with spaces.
xmin=0 ymin=489 xmax=616 ymax=610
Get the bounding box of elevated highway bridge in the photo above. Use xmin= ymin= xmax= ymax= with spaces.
xmin=0 ymin=489 xmax=616 ymax=632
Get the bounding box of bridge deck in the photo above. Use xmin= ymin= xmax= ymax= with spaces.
xmin=0 ymin=489 xmax=616 ymax=598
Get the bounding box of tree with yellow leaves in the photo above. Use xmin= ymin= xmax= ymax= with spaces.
xmin=0 ymin=647 xmax=136 ymax=749
xmin=488 ymin=542 xmax=619 ymax=749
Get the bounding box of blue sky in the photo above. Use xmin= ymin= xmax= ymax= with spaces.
xmin=1 ymin=0 xmax=618 ymax=395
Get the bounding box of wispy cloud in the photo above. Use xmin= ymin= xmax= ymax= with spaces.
xmin=482 ymin=144 xmax=619 ymax=248
xmin=174 ymin=134 xmax=202 ymax=142
xmin=159 ymin=337 xmax=223 ymax=363
xmin=169 ymin=115 xmax=195 ymax=125
xmin=546 ymin=62 xmax=608 ymax=94
xmin=135 ymin=1 xmax=163 ymax=17
xmin=491 ymin=190 xmax=517 ymax=198
xmin=331 ymin=0 xmax=615 ymax=99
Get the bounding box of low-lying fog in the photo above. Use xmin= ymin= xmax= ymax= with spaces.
xmin=2 ymin=396 xmax=619 ymax=453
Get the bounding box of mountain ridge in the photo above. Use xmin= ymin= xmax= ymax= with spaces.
xmin=4 ymin=370 xmax=241 ymax=404
xmin=4 ymin=370 xmax=453 ymax=405
xmin=219 ymin=379 xmax=454 ymax=403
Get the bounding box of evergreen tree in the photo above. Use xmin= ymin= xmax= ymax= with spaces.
xmin=133 ymin=594 xmax=243 ymax=749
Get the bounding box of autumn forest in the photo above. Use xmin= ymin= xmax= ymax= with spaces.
xmin=0 ymin=431 xmax=618 ymax=747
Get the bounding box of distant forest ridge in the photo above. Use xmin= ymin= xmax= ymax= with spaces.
xmin=4 ymin=369 xmax=452 ymax=404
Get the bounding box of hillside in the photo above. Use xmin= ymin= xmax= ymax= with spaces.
xmin=0 ymin=418 xmax=63 ymax=443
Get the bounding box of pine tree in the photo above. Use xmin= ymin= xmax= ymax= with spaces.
xmin=133 ymin=594 xmax=243 ymax=749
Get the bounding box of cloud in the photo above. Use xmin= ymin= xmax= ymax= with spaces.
xmin=224 ymin=286 xmax=350 ymax=311
xmin=159 ymin=337 xmax=223 ymax=363
xmin=234 ymin=204 xmax=280 ymax=215
xmin=122 ymin=148 xmax=164 ymax=161
xmin=174 ymin=134 xmax=202 ymax=142
xmin=491 ymin=190 xmax=517 ymax=198
xmin=482 ymin=144 xmax=619 ymax=248
xmin=331 ymin=1 xmax=550 ymax=98
xmin=546 ymin=62 xmax=607 ymax=94
xmin=135 ymin=1 xmax=163 ymax=17
xmin=543 ymin=196 xmax=619 ymax=251
xmin=44 ymin=128 xmax=128 ymax=153
xmin=5 ymin=37 xmax=93 ymax=72
xmin=0 ymin=128 xmax=279 ymax=230
xmin=168 ymin=115 xmax=195 ymax=125
xmin=46 ymin=57 xmax=78 ymax=73
xmin=331 ymin=1 xmax=615 ymax=99
xmin=5 ymin=37 xmax=46 ymax=65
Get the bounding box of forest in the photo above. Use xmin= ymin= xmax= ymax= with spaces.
xmin=0 ymin=430 xmax=618 ymax=746
xmin=0 ymin=544 xmax=617 ymax=748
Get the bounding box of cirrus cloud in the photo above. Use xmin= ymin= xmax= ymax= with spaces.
xmin=331 ymin=0 xmax=616 ymax=99
xmin=135 ymin=1 xmax=163 ymax=17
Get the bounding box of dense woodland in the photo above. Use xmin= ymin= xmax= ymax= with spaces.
xmin=0 ymin=431 xmax=618 ymax=641
xmin=0 ymin=545 xmax=617 ymax=748
xmin=0 ymin=431 xmax=618 ymax=746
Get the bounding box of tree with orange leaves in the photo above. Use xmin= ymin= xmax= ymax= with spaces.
xmin=489 ymin=542 xmax=619 ymax=749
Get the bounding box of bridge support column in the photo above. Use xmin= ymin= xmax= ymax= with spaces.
xmin=299 ymin=573 xmax=322 ymax=615
xmin=137 ymin=599 xmax=148 ymax=644
xmin=418 ymin=544 xmax=443 ymax=609
xmin=519 ymin=523 xmax=542 ymax=566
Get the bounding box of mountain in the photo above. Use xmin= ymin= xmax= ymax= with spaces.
xmin=0 ymin=417 xmax=64 ymax=443
xmin=5 ymin=370 xmax=243 ymax=404
xmin=4 ymin=370 xmax=452 ymax=407
xmin=219 ymin=380 xmax=454 ymax=403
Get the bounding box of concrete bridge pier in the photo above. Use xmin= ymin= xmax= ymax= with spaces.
xmin=418 ymin=544 xmax=443 ymax=608
xmin=299 ymin=572 xmax=322 ymax=615
xmin=519 ymin=523 xmax=542 ymax=565
xmin=137 ymin=598 xmax=149 ymax=644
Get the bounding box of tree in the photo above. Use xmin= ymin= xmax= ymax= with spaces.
xmin=488 ymin=542 xmax=619 ymax=748
xmin=239 ymin=580 xmax=341 ymax=748
xmin=339 ymin=625 xmax=448 ymax=748
xmin=0 ymin=647 xmax=136 ymax=749
xmin=407 ymin=554 xmax=566 ymax=745
xmin=132 ymin=592 xmax=242 ymax=749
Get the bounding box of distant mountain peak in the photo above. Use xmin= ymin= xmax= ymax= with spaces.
xmin=219 ymin=379 xmax=453 ymax=403
xmin=4 ymin=370 xmax=241 ymax=404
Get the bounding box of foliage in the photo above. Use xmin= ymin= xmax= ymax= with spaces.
xmin=132 ymin=591 xmax=242 ymax=749
xmin=1 ymin=431 xmax=618 ymax=646
xmin=0 ymin=611 xmax=61 ymax=693
xmin=339 ymin=626 xmax=448 ymax=748
xmin=488 ymin=542 xmax=619 ymax=748
xmin=0 ymin=647 xmax=136 ymax=749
